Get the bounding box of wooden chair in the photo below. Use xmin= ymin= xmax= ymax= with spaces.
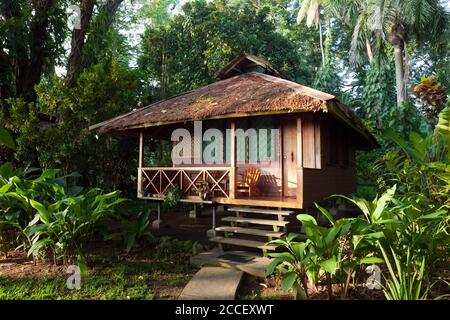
xmin=236 ymin=168 xmax=261 ymax=198
xmin=260 ymin=174 xmax=282 ymax=196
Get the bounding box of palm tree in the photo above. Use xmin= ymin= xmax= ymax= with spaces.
xmin=296 ymin=0 xmax=327 ymax=66
xmin=296 ymin=0 xmax=343 ymax=95
xmin=337 ymin=0 xmax=448 ymax=107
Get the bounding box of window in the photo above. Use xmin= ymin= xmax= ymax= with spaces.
xmin=326 ymin=120 xmax=349 ymax=167
xmin=302 ymin=114 xmax=321 ymax=169
xmin=236 ymin=117 xmax=276 ymax=163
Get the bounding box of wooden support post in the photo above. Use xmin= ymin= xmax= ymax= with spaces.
xmin=158 ymin=202 xmax=161 ymax=221
xmin=212 ymin=205 xmax=216 ymax=230
xmin=152 ymin=201 xmax=162 ymax=229
xmin=206 ymin=205 xmax=217 ymax=238
xmin=137 ymin=130 xmax=144 ymax=198
xmin=189 ymin=203 xmax=198 ymax=219
xmin=230 ymin=121 xmax=236 ymax=199
xmin=296 ymin=116 xmax=303 ymax=208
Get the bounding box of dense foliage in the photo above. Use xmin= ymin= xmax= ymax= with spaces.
xmin=0 ymin=161 xmax=126 ymax=265
xmin=267 ymin=107 xmax=450 ymax=300
xmin=0 ymin=0 xmax=449 ymax=300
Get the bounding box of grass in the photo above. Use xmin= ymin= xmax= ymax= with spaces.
xmin=0 ymin=238 xmax=201 ymax=300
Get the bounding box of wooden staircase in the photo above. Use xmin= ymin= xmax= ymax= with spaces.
xmin=208 ymin=206 xmax=293 ymax=254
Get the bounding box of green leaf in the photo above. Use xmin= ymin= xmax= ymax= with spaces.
xmin=433 ymin=106 xmax=450 ymax=162
xmin=265 ymin=258 xmax=283 ymax=277
xmin=0 ymin=162 xmax=14 ymax=179
xmin=314 ymin=202 xmax=335 ymax=225
xmin=68 ymin=186 xmax=84 ymax=197
xmin=0 ymin=127 xmax=15 ymax=150
xmin=320 ymin=257 xmax=337 ymax=275
xmin=373 ymin=185 xmax=396 ymax=221
xmin=360 ymin=256 xmax=384 ymax=264
xmin=291 ymin=242 xmax=308 ymax=259
xmin=281 ymin=272 xmax=297 ymax=292
xmin=417 ymin=210 xmax=445 ymax=220
xmin=0 ymin=183 xmax=12 ymax=193
xmin=27 ymin=238 xmax=53 ymax=257
xmin=30 ymin=200 xmax=51 ymax=224
xmin=296 ymin=214 xmax=318 ymax=226
xmin=383 ymin=128 xmax=424 ymax=163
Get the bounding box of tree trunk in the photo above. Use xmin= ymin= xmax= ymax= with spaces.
xmin=3 ymin=0 xmax=55 ymax=103
xmin=104 ymin=0 xmax=124 ymax=28
xmin=389 ymin=16 xmax=409 ymax=107
xmin=324 ymin=15 xmax=332 ymax=65
xmin=20 ymin=0 xmax=55 ymax=102
xmin=365 ymin=37 xmax=373 ymax=63
xmin=66 ymin=0 xmax=95 ymax=87
xmin=393 ymin=44 xmax=407 ymax=106
xmin=318 ymin=13 xmax=325 ymax=66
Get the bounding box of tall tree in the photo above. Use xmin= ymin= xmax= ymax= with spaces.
xmin=296 ymin=0 xmax=326 ymax=65
xmin=139 ymin=0 xmax=312 ymax=101
xmin=338 ymin=0 xmax=448 ymax=107
xmin=66 ymin=0 xmax=125 ymax=87
xmin=0 ymin=0 xmax=63 ymax=103
xmin=296 ymin=0 xmax=341 ymax=94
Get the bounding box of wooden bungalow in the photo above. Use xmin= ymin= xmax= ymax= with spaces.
xmin=90 ymin=53 xmax=378 ymax=252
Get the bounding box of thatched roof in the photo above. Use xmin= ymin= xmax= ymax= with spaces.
xmin=216 ymin=52 xmax=287 ymax=80
xmin=90 ymin=63 xmax=378 ymax=149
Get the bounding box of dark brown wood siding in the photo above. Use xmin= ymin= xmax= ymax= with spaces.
xmin=301 ymin=114 xmax=357 ymax=208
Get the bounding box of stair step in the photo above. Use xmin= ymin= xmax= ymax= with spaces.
xmin=227 ymin=206 xmax=293 ymax=216
xmin=215 ymin=226 xmax=284 ymax=238
xmin=209 ymin=236 xmax=278 ymax=251
xmin=222 ymin=216 xmax=289 ymax=227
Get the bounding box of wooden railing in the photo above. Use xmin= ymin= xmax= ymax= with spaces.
xmin=138 ymin=167 xmax=231 ymax=199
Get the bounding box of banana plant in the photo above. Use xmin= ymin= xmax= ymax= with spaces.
xmin=267 ymin=207 xmax=355 ymax=300
xmin=433 ymin=106 xmax=450 ymax=163
xmin=315 ymin=204 xmax=385 ymax=298
xmin=335 ymin=185 xmax=397 ymax=225
xmin=265 ymin=232 xmax=311 ymax=300
xmin=25 ymin=188 xmax=126 ymax=265
xmin=266 ymin=202 xmax=387 ymax=300
xmin=106 ymin=210 xmax=155 ymax=253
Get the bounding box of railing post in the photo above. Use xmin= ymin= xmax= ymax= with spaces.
xmin=230 ymin=121 xmax=236 ymax=199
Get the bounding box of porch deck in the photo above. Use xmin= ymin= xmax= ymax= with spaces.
xmin=138 ymin=166 xmax=301 ymax=209
xmin=141 ymin=195 xmax=300 ymax=209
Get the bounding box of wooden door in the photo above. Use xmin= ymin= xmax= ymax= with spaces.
xmin=282 ymin=119 xmax=297 ymax=197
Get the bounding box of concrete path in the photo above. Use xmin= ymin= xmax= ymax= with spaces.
xmin=178 ymin=267 xmax=244 ymax=300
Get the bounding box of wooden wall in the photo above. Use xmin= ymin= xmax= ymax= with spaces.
xmin=301 ymin=113 xmax=357 ymax=208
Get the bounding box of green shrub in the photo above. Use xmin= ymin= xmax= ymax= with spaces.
xmin=0 ymin=162 xmax=126 ymax=265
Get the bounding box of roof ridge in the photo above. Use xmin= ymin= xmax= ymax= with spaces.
xmin=252 ymin=72 xmax=335 ymax=101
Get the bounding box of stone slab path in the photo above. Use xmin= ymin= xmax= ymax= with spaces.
xmin=178 ymin=267 xmax=244 ymax=300
xmin=190 ymin=249 xmax=271 ymax=278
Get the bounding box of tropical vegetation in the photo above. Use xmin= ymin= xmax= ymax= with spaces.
xmin=0 ymin=0 xmax=449 ymax=300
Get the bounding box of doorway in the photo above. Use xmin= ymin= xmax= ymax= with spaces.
xmin=282 ymin=119 xmax=297 ymax=197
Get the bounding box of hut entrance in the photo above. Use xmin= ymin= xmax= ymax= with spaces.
xmin=282 ymin=119 xmax=297 ymax=197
